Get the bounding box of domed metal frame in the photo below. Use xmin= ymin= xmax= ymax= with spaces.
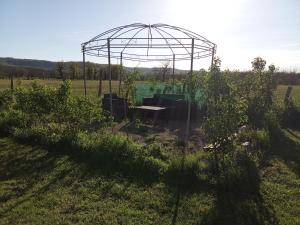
xmin=81 ymin=23 xmax=216 ymax=139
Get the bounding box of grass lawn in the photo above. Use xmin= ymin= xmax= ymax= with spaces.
xmin=0 ymin=128 xmax=299 ymax=225
xmin=275 ymin=85 xmax=300 ymax=106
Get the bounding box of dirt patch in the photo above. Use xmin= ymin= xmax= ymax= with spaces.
xmin=115 ymin=120 xmax=204 ymax=152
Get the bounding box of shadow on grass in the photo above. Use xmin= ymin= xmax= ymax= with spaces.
xmin=0 ymin=138 xmax=79 ymax=217
xmin=199 ymin=191 xmax=278 ymax=225
xmin=269 ymin=128 xmax=300 ymax=176
xmin=199 ymin=153 xmax=279 ymax=225
xmin=0 ymin=135 xmax=160 ymax=219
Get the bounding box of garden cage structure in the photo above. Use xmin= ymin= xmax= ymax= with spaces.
xmin=81 ymin=23 xmax=216 ymax=139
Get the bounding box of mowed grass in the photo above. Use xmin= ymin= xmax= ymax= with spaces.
xmin=0 ymin=137 xmax=214 ymax=225
xmin=0 ymin=79 xmax=299 ymax=105
xmin=0 ymin=128 xmax=300 ymax=224
xmin=275 ymin=85 xmax=300 ymax=106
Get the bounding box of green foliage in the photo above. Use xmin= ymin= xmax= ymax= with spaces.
xmin=12 ymin=122 xmax=72 ymax=146
xmin=238 ymin=129 xmax=270 ymax=151
xmin=145 ymin=143 xmax=169 ymax=161
xmin=0 ymin=110 xmax=29 ymax=133
xmin=251 ymin=57 xmax=266 ymax=73
xmin=14 ymin=81 xmax=60 ymax=115
xmin=203 ymin=58 xmax=248 ymax=153
xmin=0 ymin=80 xmax=167 ymax=181
xmin=0 ymin=89 xmax=14 ymax=110
xmin=216 ymin=151 xmax=261 ymax=194
xmin=241 ymin=57 xmax=278 ymax=128
xmin=72 ymin=131 xmax=167 ymax=180
xmin=122 ymin=71 xmax=138 ymax=104
xmin=55 ymin=61 xmax=65 ymax=80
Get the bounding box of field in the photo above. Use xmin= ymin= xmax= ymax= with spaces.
xmin=0 ymin=128 xmax=299 ymax=225
xmin=0 ymin=79 xmax=120 ymax=96
xmin=0 ymin=79 xmax=299 ymax=106
xmin=275 ymin=85 xmax=300 ymax=106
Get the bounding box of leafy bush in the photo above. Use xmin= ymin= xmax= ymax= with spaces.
xmin=0 ymin=89 xmax=14 ymax=110
xmin=216 ymin=152 xmax=260 ymax=194
xmin=145 ymin=143 xmax=169 ymax=161
xmin=72 ymin=132 xmax=167 ymax=180
xmin=0 ymin=81 xmax=168 ymax=182
xmin=14 ymin=81 xmax=59 ymax=115
xmin=0 ymin=110 xmax=30 ymax=133
xmin=12 ymin=122 xmax=73 ymax=146
xmin=238 ymin=129 xmax=270 ymax=152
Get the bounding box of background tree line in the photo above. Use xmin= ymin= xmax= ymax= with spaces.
xmin=0 ymin=57 xmax=300 ymax=84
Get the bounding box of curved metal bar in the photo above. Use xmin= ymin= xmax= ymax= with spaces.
xmin=154 ymin=23 xmax=215 ymax=46
xmin=85 ymin=25 xmax=146 ymax=50
xmin=153 ymin=27 xmax=174 ymax=55
xmin=154 ymin=27 xmax=191 ymax=55
xmin=120 ymin=26 xmax=148 ymax=53
xmin=110 ymin=25 xmax=146 ymax=40
xmin=88 ymin=23 xmax=144 ymax=42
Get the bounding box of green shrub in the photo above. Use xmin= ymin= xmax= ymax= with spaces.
xmin=14 ymin=82 xmax=59 ymax=115
xmin=0 ymin=89 xmax=14 ymax=110
xmin=0 ymin=81 xmax=168 ymax=182
xmin=145 ymin=143 xmax=169 ymax=161
xmin=12 ymin=122 xmax=72 ymax=146
xmin=0 ymin=110 xmax=30 ymax=133
xmin=216 ymin=152 xmax=260 ymax=194
xmin=72 ymin=132 xmax=167 ymax=180
xmin=238 ymin=129 xmax=270 ymax=151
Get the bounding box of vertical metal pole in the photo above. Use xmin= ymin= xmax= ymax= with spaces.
xmin=107 ymin=38 xmax=113 ymax=116
xmin=98 ymin=68 xmax=102 ymax=97
xmin=185 ymin=38 xmax=194 ymax=142
xmin=211 ymin=45 xmax=215 ymax=68
xmin=119 ymin=52 xmax=123 ymax=96
xmin=83 ymin=46 xmax=87 ymax=96
xmin=172 ymin=54 xmax=175 ymax=93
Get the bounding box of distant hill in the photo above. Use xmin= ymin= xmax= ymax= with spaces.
xmin=0 ymin=57 xmax=56 ymax=70
xmin=0 ymin=57 xmax=188 ymax=76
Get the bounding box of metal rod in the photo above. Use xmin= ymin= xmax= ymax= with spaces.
xmin=10 ymin=72 xmax=14 ymax=90
xmin=172 ymin=54 xmax=175 ymax=93
xmin=83 ymin=46 xmax=87 ymax=96
xmin=211 ymin=45 xmax=215 ymax=68
xmin=153 ymin=27 xmax=175 ymax=55
xmin=185 ymin=38 xmax=194 ymax=142
xmin=119 ymin=52 xmax=122 ymax=96
xmin=98 ymin=67 xmax=102 ymax=97
xmin=107 ymin=38 xmax=113 ymax=116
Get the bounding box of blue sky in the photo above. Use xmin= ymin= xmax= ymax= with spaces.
xmin=0 ymin=0 xmax=299 ymax=71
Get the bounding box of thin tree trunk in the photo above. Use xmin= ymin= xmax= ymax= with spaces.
xmin=10 ymin=73 xmax=14 ymax=90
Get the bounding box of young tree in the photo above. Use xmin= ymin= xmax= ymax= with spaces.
xmin=203 ymin=57 xmax=248 ymax=174
xmin=244 ymin=57 xmax=277 ymax=128
xmin=122 ymin=71 xmax=139 ymax=104
xmin=86 ymin=62 xmax=96 ymax=80
xmin=69 ymin=62 xmax=80 ymax=80
xmin=56 ymin=61 xmax=65 ymax=80
xmin=156 ymin=61 xmax=170 ymax=82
